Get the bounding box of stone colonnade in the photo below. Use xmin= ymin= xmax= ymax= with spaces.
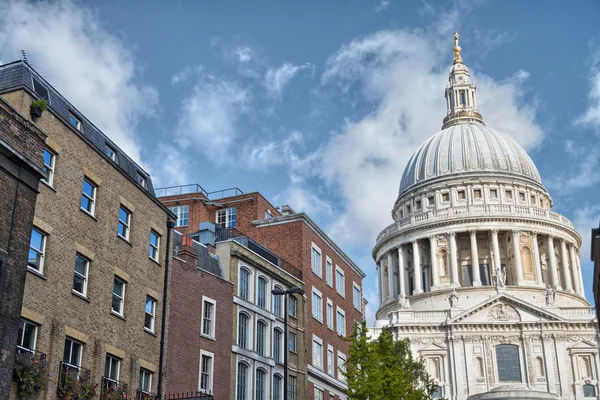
xmin=377 ymin=229 xmax=583 ymax=304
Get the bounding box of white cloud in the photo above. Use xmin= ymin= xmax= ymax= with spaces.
xmin=0 ymin=0 xmax=157 ymax=163
xmin=375 ymin=0 xmax=391 ymax=13
xmin=175 ymin=76 xmax=249 ymax=161
xmin=545 ymin=143 xmax=600 ymax=195
xmin=264 ymin=63 xmax=314 ymax=98
xmin=319 ymin=29 xmax=543 ymax=246
xmin=235 ymin=46 xmax=254 ymax=63
xmin=576 ymin=68 xmax=600 ymax=129
xmin=272 ymin=180 xmax=334 ymax=221
xmin=171 ymin=65 xmax=204 ymax=85
xmin=244 ymin=130 xmax=321 ymax=173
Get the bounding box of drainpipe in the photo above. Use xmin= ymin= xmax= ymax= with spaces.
xmin=157 ymin=219 xmax=175 ymax=398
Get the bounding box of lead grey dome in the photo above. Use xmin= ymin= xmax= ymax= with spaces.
xmin=398 ymin=124 xmax=542 ymax=196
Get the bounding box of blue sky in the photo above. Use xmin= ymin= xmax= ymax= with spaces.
xmin=1 ymin=0 xmax=600 ymax=323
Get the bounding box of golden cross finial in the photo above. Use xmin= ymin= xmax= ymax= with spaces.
xmin=453 ymin=32 xmax=463 ymax=64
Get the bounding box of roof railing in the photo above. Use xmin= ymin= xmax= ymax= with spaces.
xmin=155 ymin=184 xmax=244 ymax=200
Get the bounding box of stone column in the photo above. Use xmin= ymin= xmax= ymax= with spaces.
xmin=387 ymin=252 xmax=395 ymax=299
xmin=547 ymin=236 xmax=559 ymax=289
xmin=532 ymin=232 xmax=544 ymax=285
xmin=429 ymin=235 xmax=439 ymax=289
xmin=449 ymin=232 xmax=459 ymax=287
xmin=376 ymin=262 xmax=382 ymax=305
xmin=569 ymin=244 xmax=581 ymax=295
xmin=491 ymin=229 xmax=502 ymax=283
xmin=560 ymin=240 xmax=573 ymax=293
xmin=398 ymin=246 xmax=406 ymax=297
xmin=470 ymin=230 xmax=481 ymax=286
xmin=512 ymin=230 xmax=524 ymax=285
xmin=577 ymin=252 xmax=585 ymax=297
xmin=412 ymin=239 xmax=423 ymax=294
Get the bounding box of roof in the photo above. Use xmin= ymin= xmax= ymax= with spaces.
xmin=173 ymin=231 xmax=223 ymax=277
xmin=0 ymin=60 xmax=155 ymax=196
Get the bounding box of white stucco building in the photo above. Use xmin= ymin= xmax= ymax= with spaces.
xmin=370 ymin=34 xmax=599 ymax=400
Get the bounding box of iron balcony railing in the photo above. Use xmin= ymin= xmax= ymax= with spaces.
xmin=165 ymin=391 xmax=214 ymax=400
xmin=136 ymin=389 xmax=160 ymax=400
xmin=101 ymin=376 xmax=128 ymax=399
xmin=57 ymin=361 xmax=92 ymax=397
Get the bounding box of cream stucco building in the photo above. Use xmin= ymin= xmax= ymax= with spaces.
xmin=370 ymin=34 xmax=599 ymax=400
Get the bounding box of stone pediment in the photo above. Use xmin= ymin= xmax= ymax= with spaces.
xmin=449 ymin=294 xmax=563 ymax=324
xmin=419 ymin=342 xmax=447 ymax=351
xmin=569 ymin=340 xmax=598 ymax=350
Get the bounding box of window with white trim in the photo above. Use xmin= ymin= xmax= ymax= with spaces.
xmin=238 ymin=313 xmax=249 ymax=349
xmin=149 ymin=230 xmax=160 ymax=261
xmin=199 ymin=350 xmax=214 ymax=393
xmin=145 ymin=296 xmax=156 ymax=333
xmin=311 ymin=243 xmax=322 ymax=277
xmin=63 ymin=337 xmax=83 ymax=367
xmin=28 ymin=228 xmax=46 ymax=273
xmin=327 ymin=345 xmax=334 ymax=375
xmin=118 ymin=206 xmax=131 ymax=240
xmin=80 ymin=177 xmax=97 ymax=215
xmin=72 ymin=253 xmax=89 ymax=296
xmin=353 ymin=282 xmax=361 ymax=310
xmin=201 ymin=296 xmax=216 ymax=338
xmin=112 ymin=277 xmax=125 ymax=316
xmin=42 ymin=148 xmax=55 ymax=185
xmin=216 ymin=207 xmax=237 ymax=228
xmin=312 ymin=336 xmax=323 ymax=369
xmin=273 ymin=285 xmax=283 ymax=317
xmin=256 ymin=320 xmax=267 ymax=356
xmin=237 ymin=362 xmax=249 ymax=400
xmin=139 ymin=368 xmax=153 ymax=393
xmin=314 ymin=388 xmax=324 ymax=400
xmin=273 ymin=374 xmax=283 ymax=400
xmin=288 ymin=295 xmax=297 ymax=318
xmin=239 ymin=267 xmax=250 ymax=300
xmin=68 ymin=112 xmax=82 ymax=130
xmin=255 ymin=368 xmax=267 ymax=400
xmin=104 ymin=354 xmax=121 ymax=383
xmin=312 ymin=287 xmax=323 ymax=322
xmin=106 ymin=144 xmax=117 ymax=162
xmin=326 ymin=299 xmax=333 ymax=330
xmin=274 ymin=328 xmax=283 ymax=363
xmin=335 ymin=266 xmax=345 ymax=297
xmin=326 ymin=257 xmax=333 ymax=286
xmin=336 ymin=307 xmax=346 ymax=336
xmin=17 ymin=319 xmax=37 ymax=353
xmin=168 ymin=205 xmax=189 ymax=227
xmin=257 ymin=277 xmax=268 ymax=309
xmin=337 ymin=352 xmax=347 ymax=382
xmin=137 ymin=172 xmax=146 ymax=188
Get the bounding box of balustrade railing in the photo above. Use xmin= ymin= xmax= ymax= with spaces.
xmin=558 ymin=307 xmax=596 ymax=318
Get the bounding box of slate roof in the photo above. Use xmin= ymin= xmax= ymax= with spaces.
xmin=0 ymin=60 xmax=155 ymax=195
xmin=173 ymin=231 xmax=223 ymax=278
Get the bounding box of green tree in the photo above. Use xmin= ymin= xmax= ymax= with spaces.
xmin=344 ymin=321 xmax=435 ymax=400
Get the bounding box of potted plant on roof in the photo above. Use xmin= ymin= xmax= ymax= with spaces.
xmin=30 ymin=98 xmax=48 ymax=122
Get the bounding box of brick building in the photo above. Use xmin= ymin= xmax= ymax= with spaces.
xmin=158 ymin=185 xmax=366 ymax=400
xmin=0 ymin=96 xmax=46 ymax=400
xmin=0 ymin=60 xmax=175 ymax=399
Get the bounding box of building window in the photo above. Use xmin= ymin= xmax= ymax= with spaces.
xmin=311 ymin=244 xmax=322 ymax=277
xmin=288 ymin=375 xmax=296 ymax=400
xmin=273 ymin=374 xmax=282 ymax=400
xmin=336 ymin=308 xmax=346 ymax=336
xmin=168 ymin=205 xmax=189 ymax=227
xmin=326 ymin=258 xmax=333 ymax=286
xmin=139 ymin=368 xmax=152 ymax=394
xmin=73 ymin=253 xmax=89 ymax=296
xmin=428 ymin=195 xmax=434 ymax=206
xmin=80 ymin=177 xmax=97 ymax=215
xmin=289 ymin=332 xmax=297 ymax=352
xmin=531 ymin=195 xmax=536 ymax=205
xmin=457 ymin=190 xmax=466 ymax=200
xmin=415 ymin=199 xmax=421 ymax=209
xmin=137 ymin=172 xmax=146 ymax=188
xmin=535 ymin=357 xmax=544 ymax=377
xmin=327 ymin=346 xmax=334 ymax=375
xmin=104 ymin=354 xmax=121 ymax=384
xmin=257 ymin=277 xmax=268 ymax=309
xmin=236 ymin=362 xmax=248 ymax=400
xmin=273 ymin=285 xmax=283 ymax=317
xmin=68 ymin=112 xmax=82 ymax=130
xmin=490 ymin=188 xmax=498 ymax=198
xmin=584 ymin=384 xmax=596 ymax=398
xmin=474 ymin=189 xmax=482 ymax=199
xmin=496 ymin=344 xmax=521 ymax=382
xmin=239 ymin=268 xmax=250 ymax=300
xmin=216 ymin=207 xmax=237 ymax=228
xmin=337 ymin=353 xmax=346 ymax=382
xmin=335 ymin=267 xmax=345 ymax=297
xmin=238 ymin=313 xmax=249 ymax=349
xmin=145 ymin=297 xmax=156 ymax=333
xmin=288 ymin=296 xmax=297 ymax=318
xmin=149 ymin=231 xmax=160 ymax=261
xmin=505 ymin=190 xmax=513 ymax=200
xmin=579 ymin=355 xmax=593 ymax=379
xmin=201 ymin=297 xmax=215 ymax=338
xmin=42 ymin=148 xmax=55 ymax=185
xmin=28 ymin=228 xmax=46 ymax=273
xmin=118 ymin=206 xmax=131 ymax=240
xmin=326 ymin=299 xmax=333 ymax=330
xmin=353 ymin=283 xmax=361 ymax=310
xmin=312 ymin=288 xmax=323 ymax=322
xmin=274 ymin=328 xmax=283 ymax=363
xmin=315 ymin=388 xmax=324 ymax=400
xmin=312 ymin=338 xmax=323 ymax=369
xmin=519 ymin=192 xmax=526 ymax=201
xmin=264 ymin=210 xmax=272 ymax=219
xmin=32 ymin=77 xmax=49 ymax=100
xmin=255 ymin=368 xmax=266 ymax=400
xmin=432 ymin=386 xmax=444 ymax=398
xmin=442 ymin=192 xmax=450 ymax=202
xmin=105 ymin=144 xmax=117 ymax=162
xmin=459 ymin=90 xmax=466 ymax=105
xmin=256 ymin=321 xmax=266 ymax=356
xmin=112 ymin=277 xmax=125 ymax=316
xmin=406 ymin=204 xmax=411 ymax=214
xmin=199 ymin=352 xmax=213 ymax=393
xmin=63 ymin=337 xmax=82 ymax=367
xmin=17 ymin=319 xmax=37 ymax=353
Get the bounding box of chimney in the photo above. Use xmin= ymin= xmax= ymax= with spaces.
xmin=281 ymin=205 xmax=296 ymax=216
xmin=197 ymin=221 xmax=216 ymax=247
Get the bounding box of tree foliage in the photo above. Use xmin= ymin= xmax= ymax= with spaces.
xmin=344 ymin=321 xmax=435 ymax=400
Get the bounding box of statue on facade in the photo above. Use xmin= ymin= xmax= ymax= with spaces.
xmin=545 ymin=286 xmax=556 ymax=306
xmin=494 ymin=265 xmax=506 ymax=288
xmin=397 ymin=294 xmax=410 ymax=310
xmin=448 ymin=289 xmax=458 ymax=308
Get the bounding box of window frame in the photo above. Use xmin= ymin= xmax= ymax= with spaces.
xmin=327 ymin=344 xmax=334 ymax=376
xmin=312 ymin=335 xmax=323 ymax=370
xmin=273 ymin=285 xmax=283 ymax=317
xmin=238 ymin=312 xmax=250 ymax=349
xmin=137 ymin=172 xmax=146 ymax=188
xmin=289 ymin=331 xmax=297 ymax=353
xmin=326 ymin=256 xmax=333 ymax=287
xmin=335 ymin=266 xmax=345 ymax=297
xmin=72 ymin=253 xmax=89 ymax=297
xmin=255 ymin=368 xmax=267 ymax=400
xmin=336 ymin=307 xmax=346 ymax=336
xmin=495 ymin=344 xmax=522 ymax=383
xmin=32 ymin=77 xmax=49 ymax=101
xmin=257 ymin=276 xmax=269 ymax=309
xmin=168 ymin=205 xmax=189 ymax=227
xmin=236 ymin=362 xmax=250 ymax=400
xmin=42 ymin=147 xmax=56 ymax=186
xmin=145 ymin=296 xmax=157 ymax=333
xmin=273 ymin=328 xmax=283 ymax=363
xmin=112 ymin=276 xmax=125 ymax=316
xmin=105 ymin=144 xmax=117 ymax=162
xmin=273 ymin=374 xmax=283 ymax=400
xmin=314 ymin=388 xmax=324 ymax=400
xmin=118 ymin=206 xmax=132 ymax=240
xmin=68 ymin=112 xmax=82 ymax=131
xmin=216 ymin=207 xmax=237 ymax=228
xmin=326 ymin=298 xmax=334 ymax=330
xmin=149 ymin=230 xmax=160 ymax=262
xmin=104 ymin=354 xmax=121 ymax=383
xmin=311 ymin=243 xmax=322 ymax=278
xmin=337 ymin=351 xmax=347 ymax=382
xmin=199 ymin=350 xmax=214 ymax=393
xmin=312 ymin=287 xmax=323 ymax=322
xmin=288 ymin=295 xmax=297 ymax=318
xmin=201 ymin=296 xmax=216 ymax=338
xmin=353 ymin=282 xmax=362 ymax=310
xmin=288 ymin=375 xmax=296 ymax=400
xmin=256 ymin=320 xmax=267 ymax=356
xmin=17 ymin=319 xmax=38 ymax=353
xmin=28 ymin=228 xmax=47 ymax=273
xmin=80 ymin=177 xmax=97 ymax=216
xmin=239 ymin=267 xmax=251 ymax=301
xmin=63 ymin=337 xmax=83 ymax=368
xmin=139 ymin=368 xmax=153 ymax=393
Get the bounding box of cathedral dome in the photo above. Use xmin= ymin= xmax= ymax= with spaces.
xmin=398 ymin=124 xmax=542 ymax=196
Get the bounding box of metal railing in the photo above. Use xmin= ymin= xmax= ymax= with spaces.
xmin=165 ymin=391 xmax=214 ymax=400
xmin=155 ymin=184 xmax=244 ymax=200
xmin=136 ymin=390 xmax=160 ymax=400
xmin=57 ymin=361 xmax=92 ymax=397
xmin=101 ymin=376 xmax=128 ymax=399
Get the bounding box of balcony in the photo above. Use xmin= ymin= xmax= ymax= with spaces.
xmin=12 ymin=350 xmax=47 ymax=394
xmin=101 ymin=376 xmax=128 ymax=399
xmin=155 ymin=183 xmax=243 ymax=200
xmin=136 ymin=389 xmax=160 ymax=400
xmin=165 ymin=391 xmax=214 ymax=400
xmin=57 ymin=361 xmax=94 ymax=398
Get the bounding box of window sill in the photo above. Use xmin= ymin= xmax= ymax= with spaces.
xmin=40 ymin=180 xmax=56 ymax=192
xmin=80 ymin=208 xmax=98 ymax=221
xmin=312 ymin=316 xmax=323 ymax=324
xmin=149 ymin=257 xmax=161 ymax=266
xmin=144 ymin=328 xmax=157 ymax=337
xmin=111 ymin=311 xmax=126 ymax=321
xmin=200 ymin=333 xmax=216 ymax=341
xmin=71 ymin=290 xmax=90 ymax=302
xmin=117 ymin=235 xmax=132 ymax=245
xmin=27 ymin=267 xmax=47 ymax=280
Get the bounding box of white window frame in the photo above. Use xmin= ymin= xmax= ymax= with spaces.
xmin=216 ymin=207 xmax=237 ymax=228
xmin=118 ymin=206 xmax=131 ymax=240
xmin=112 ymin=276 xmax=125 ymax=316
xmin=169 ymin=205 xmax=189 ymax=227
xmin=312 ymin=287 xmax=323 ymax=322
xmin=326 ymin=298 xmax=333 ymax=330
xmin=273 ymin=328 xmax=284 ymax=363
xmin=327 ymin=344 xmax=334 ymax=376
xmin=198 ymin=350 xmax=214 ymax=393
xmin=337 ymin=351 xmax=347 ymax=382
xmin=28 ymin=228 xmax=47 ymax=273
xmin=42 ymin=147 xmax=56 ymax=186
xmin=64 ymin=337 xmax=83 ymax=368
xmin=201 ymin=296 xmax=216 ymax=338
xmin=311 ymin=243 xmax=322 ymax=278
xmin=353 ymin=282 xmax=362 ymax=310
xmin=273 ymin=284 xmax=284 ymax=317
xmin=80 ymin=177 xmax=97 ymax=216
xmin=336 ymin=307 xmax=346 ymax=336
xmin=312 ymin=335 xmax=324 ymax=370
xmin=326 ymin=257 xmax=333 ymax=287
xmin=289 ymin=331 xmax=297 ymax=353
xmin=72 ymin=253 xmax=89 ymax=297
xmin=314 ymin=388 xmax=324 ymax=400
xmin=335 ymin=266 xmax=345 ymax=297
xmin=256 ymin=319 xmax=268 ymax=356
xmin=255 ymin=367 xmax=269 ymax=400
xmin=137 ymin=172 xmax=146 ymax=188
xmin=17 ymin=319 xmax=38 ymax=353
xmin=256 ymin=275 xmax=270 ymax=310
xmin=288 ymin=295 xmax=297 ymax=318
xmin=105 ymin=354 xmax=121 ymax=383
xmin=238 ymin=312 xmax=252 ymax=350
xmin=273 ymin=373 xmax=283 ymax=400
xmin=145 ymin=296 xmax=156 ymax=333
xmin=68 ymin=112 xmax=82 ymax=131
xmin=139 ymin=368 xmax=153 ymax=393
xmin=238 ymin=264 xmax=253 ymax=301
xmin=106 ymin=144 xmax=117 ymax=162
xmin=149 ymin=230 xmax=160 ymax=262
xmin=236 ymin=362 xmax=251 ymax=400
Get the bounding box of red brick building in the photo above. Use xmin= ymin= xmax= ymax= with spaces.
xmin=158 ymin=185 xmax=366 ymax=400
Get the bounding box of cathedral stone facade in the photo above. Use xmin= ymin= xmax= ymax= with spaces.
xmin=370 ymin=34 xmax=599 ymax=400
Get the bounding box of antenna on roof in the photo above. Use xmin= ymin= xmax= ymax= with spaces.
xmin=20 ymin=50 xmax=29 ymax=64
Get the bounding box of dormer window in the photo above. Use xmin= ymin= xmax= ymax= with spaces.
xmin=68 ymin=112 xmax=82 ymax=131
xmin=106 ymin=145 xmax=117 ymax=162
xmin=137 ymin=173 xmax=146 ymax=187
xmin=32 ymin=77 xmax=49 ymax=101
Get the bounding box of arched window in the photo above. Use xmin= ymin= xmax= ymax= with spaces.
xmin=257 ymin=277 xmax=267 ymax=309
xmin=495 ymin=344 xmax=521 ymax=382
xmin=255 ymin=368 xmax=266 ymax=400
xmin=475 ymin=357 xmax=484 ymax=378
xmin=439 ymin=249 xmax=449 ymax=277
xmin=273 ymin=285 xmax=283 ymax=317
xmin=273 ymin=328 xmax=283 ymax=363
xmin=583 ymin=384 xmax=596 ymax=398
xmin=521 ymin=246 xmax=535 ymax=281
xmin=536 ymin=357 xmax=544 ymax=377
xmin=256 ymin=320 xmax=267 ymax=356
xmin=238 ymin=313 xmax=249 ymax=349
xmin=239 ymin=268 xmax=250 ymax=300
xmin=236 ymin=362 xmax=248 ymax=400
xmin=273 ymin=374 xmax=283 ymax=400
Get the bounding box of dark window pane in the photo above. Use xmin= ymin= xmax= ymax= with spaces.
xmin=496 ymin=344 xmax=521 ymax=382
